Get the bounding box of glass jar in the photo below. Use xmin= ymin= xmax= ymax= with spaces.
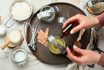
xmin=48 ymin=35 xmax=66 ymax=54
xmin=11 ymin=48 xmax=27 ymax=65
xmin=86 ymin=0 xmax=104 ymax=15
xmin=37 ymin=6 xmax=56 ymax=23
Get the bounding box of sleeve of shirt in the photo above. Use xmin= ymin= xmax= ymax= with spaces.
xmin=97 ymin=12 xmax=104 ymax=26
xmin=98 ymin=53 xmax=104 ymax=67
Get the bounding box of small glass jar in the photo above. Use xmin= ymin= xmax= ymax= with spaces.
xmin=37 ymin=6 xmax=56 ymax=23
xmin=86 ymin=0 xmax=104 ymax=15
xmin=48 ymin=35 xmax=66 ymax=54
xmin=11 ymin=48 xmax=27 ymax=65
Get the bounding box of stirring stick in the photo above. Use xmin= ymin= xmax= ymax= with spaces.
xmin=74 ymin=29 xmax=85 ymax=48
xmin=77 ymin=29 xmax=85 ymax=41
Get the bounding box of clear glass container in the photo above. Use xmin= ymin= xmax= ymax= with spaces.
xmin=86 ymin=0 xmax=104 ymax=15
xmin=48 ymin=35 xmax=66 ymax=54
xmin=11 ymin=48 xmax=27 ymax=65
xmin=37 ymin=6 xmax=56 ymax=23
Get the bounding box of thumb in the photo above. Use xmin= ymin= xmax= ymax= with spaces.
xmin=70 ymin=25 xmax=82 ymax=34
xmin=73 ymin=45 xmax=85 ymax=55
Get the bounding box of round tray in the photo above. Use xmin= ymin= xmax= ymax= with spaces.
xmin=26 ymin=2 xmax=91 ymax=65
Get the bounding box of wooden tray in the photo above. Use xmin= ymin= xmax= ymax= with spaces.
xmin=26 ymin=2 xmax=91 ymax=65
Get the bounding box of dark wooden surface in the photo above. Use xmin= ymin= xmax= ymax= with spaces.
xmin=26 ymin=2 xmax=91 ymax=65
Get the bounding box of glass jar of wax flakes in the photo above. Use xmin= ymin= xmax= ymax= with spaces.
xmin=11 ymin=48 xmax=27 ymax=65
xmin=37 ymin=6 xmax=56 ymax=23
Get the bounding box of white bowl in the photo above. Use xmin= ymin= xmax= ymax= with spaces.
xmin=10 ymin=1 xmax=33 ymax=21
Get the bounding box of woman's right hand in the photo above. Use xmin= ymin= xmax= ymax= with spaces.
xmin=63 ymin=14 xmax=99 ymax=34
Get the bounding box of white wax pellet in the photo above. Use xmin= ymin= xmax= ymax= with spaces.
xmin=58 ymin=17 xmax=65 ymax=24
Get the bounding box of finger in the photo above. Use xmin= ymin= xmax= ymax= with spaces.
xmin=70 ymin=25 xmax=82 ymax=34
xmin=67 ymin=47 xmax=81 ymax=63
xmin=66 ymin=47 xmax=72 ymax=59
xmin=62 ymin=15 xmax=78 ymax=28
xmin=73 ymin=45 xmax=85 ymax=55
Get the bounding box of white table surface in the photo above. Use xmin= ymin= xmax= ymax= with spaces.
xmin=0 ymin=0 xmax=104 ymax=70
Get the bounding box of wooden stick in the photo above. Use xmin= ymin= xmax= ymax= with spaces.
xmin=77 ymin=29 xmax=85 ymax=41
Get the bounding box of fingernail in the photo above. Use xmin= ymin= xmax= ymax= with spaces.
xmin=70 ymin=30 xmax=75 ymax=34
xmin=66 ymin=54 xmax=71 ymax=60
xmin=66 ymin=47 xmax=69 ymax=50
xmin=73 ymin=45 xmax=77 ymax=49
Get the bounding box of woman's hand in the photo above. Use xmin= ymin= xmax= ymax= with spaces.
xmin=63 ymin=14 xmax=99 ymax=34
xmin=67 ymin=45 xmax=101 ymax=65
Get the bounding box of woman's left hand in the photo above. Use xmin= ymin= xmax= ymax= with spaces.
xmin=67 ymin=45 xmax=101 ymax=65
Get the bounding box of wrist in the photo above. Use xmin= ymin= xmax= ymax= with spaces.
xmin=96 ymin=13 xmax=104 ymax=26
xmin=92 ymin=17 xmax=100 ymax=26
xmin=96 ymin=53 xmax=101 ymax=64
xmin=98 ymin=53 xmax=104 ymax=66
